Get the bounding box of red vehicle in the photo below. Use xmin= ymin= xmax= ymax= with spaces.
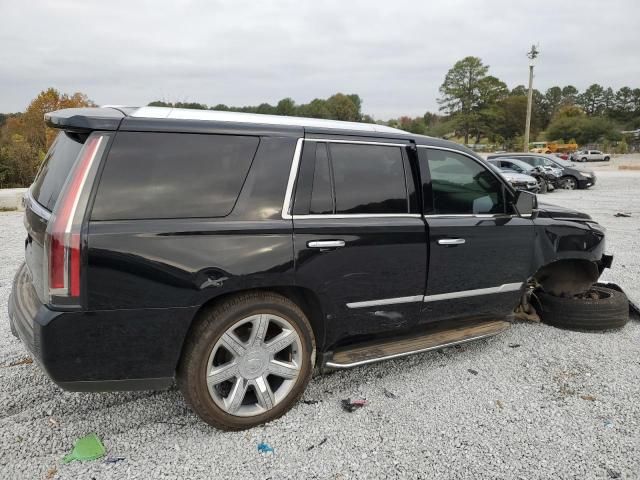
xmin=554 ymin=152 xmax=570 ymax=160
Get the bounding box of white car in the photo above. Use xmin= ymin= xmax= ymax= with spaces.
xmin=572 ymin=150 xmax=611 ymax=162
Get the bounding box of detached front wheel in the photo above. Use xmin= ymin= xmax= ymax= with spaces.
xmin=535 ymin=286 xmax=629 ymax=331
xmin=178 ymin=292 xmax=315 ymax=430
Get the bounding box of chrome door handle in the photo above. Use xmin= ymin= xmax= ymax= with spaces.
xmin=307 ymin=240 xmax=346 ymax=249
xmin=438 ymin=238 xmax=466 ymax=245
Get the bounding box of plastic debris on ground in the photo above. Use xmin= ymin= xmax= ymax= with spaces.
xmin=62 ymin=433 xmax=106 ymax=464
xmin=257 ymin=442 xmax=274 ymax=454
xmin=468 ymin=369 xmax=479 ymax=375
xmin=104 ymin=456 xmax=126 ymax=464
xmin=383 ymin=388 xmax=398 ymax=399
xmin=307 ymin=437 xmax=328 ymax=451
xmin=614 ymin=212 xmax=632 ymax=217
xmin=508 ymin=343 xmax=521 ymax=348
xmin=341 ymin=398 xmax=368 ymax=412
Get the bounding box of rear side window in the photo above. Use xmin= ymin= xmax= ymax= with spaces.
xmin=91 ymin=132 xmax=258 ymax=220
xmin=31 ymin=131 xmax=84 ymax=211
xmin=329 ymin=143 xmax=407 ymax=214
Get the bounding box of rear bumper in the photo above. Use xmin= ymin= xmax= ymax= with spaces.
xmin=9 ymin=263 xmax=195 ymax=392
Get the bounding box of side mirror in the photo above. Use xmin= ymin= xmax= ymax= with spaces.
xmin=513 ymin=190 xmax=537 ymax=216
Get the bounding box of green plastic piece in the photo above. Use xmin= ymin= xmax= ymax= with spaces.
xmin=62 ymin=433 xmax=106 ymax=464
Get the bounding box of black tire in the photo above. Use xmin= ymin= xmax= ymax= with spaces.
xmin=560 ymin=176 xmax=578 ymax=190
xmin=537 ymin=178 xmax=548 ymax=193
xmin=581 ymin=157 xmax=588 ymax=162
xmin=535 ymin=286 xmax=629 ymax=331
xmin=604 ymin=156 xmax=610 ymax=161
xmin=177 ymin=292 xmax=316 ymax=430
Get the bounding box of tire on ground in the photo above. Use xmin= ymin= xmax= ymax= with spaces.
xmin=535 ymin=286 xmax=629 ymax=331
xmin=177 ymin=291 xmax=315 ymax=431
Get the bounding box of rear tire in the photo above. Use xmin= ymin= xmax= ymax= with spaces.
xmin=535 ymin=286 xmax=629 ymax=331
xmin=177 ymin=292 xmax=316 ymax=430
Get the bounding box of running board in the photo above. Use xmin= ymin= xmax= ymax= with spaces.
xmin=325 ymin=319 xmax=510 ymax=369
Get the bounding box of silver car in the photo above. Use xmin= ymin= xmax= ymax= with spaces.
xmin=571 ymin=150 xmax=611 ymax=162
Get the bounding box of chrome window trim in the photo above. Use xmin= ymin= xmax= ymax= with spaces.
xmin=294 ymin=213 xmax=421 ymax=220
xmin=281 ymin=138 xmax=413 ymax=220
xmin=281 ymin=138 xmax=304 ymax=220
xmin=346 ymin=282 xmax=523 ymax=309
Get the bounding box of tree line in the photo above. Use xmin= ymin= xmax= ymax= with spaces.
xmin=389 ymin=56 xmax=639 ymax=150
xmin=1 ymin=58 xmax=639 ymax=188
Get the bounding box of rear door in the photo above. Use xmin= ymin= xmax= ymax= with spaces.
xmin=290 ymin=137 xmax=427 ymax=346
xmin=417 ymin=146 xmax=534 ymax=323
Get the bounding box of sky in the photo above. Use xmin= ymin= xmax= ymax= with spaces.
xmin=1 ymin=0 xmax=639 ymax=119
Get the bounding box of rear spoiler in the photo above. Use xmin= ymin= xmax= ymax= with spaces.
xmin=44 ymin=107 xmax=135 ymax=132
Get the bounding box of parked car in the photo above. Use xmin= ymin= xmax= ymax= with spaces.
xmin=571 ymin=150 xmax=611 ymax=162
xmin=10 ymin=107 xmax=626 ymax=431
xmin=554 ymin=152 xmax=569 ymax=160
xmin=489 ymin=165 xmax=540 ymax=193
xmin=486 ymin=157 xmax=556 ymax=193
xmin=488 ymin=152 xmax=596 ymax=190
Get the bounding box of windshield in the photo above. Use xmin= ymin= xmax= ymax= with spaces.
xmin=504 ymin=158 xmax=534 ymax=172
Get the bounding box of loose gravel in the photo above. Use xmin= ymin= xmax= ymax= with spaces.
xmin=1 ymin=171 xmax=639 ymax=480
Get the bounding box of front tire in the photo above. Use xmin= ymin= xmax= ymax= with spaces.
xmin=535 ymin=286 xmax=629 ymax=331
xmin=604 ymin=156 xmax=610 ymax=161
xmin=581 ymin=157 xmax=588 ymax=162
xmin=559 ymin=176 xmax=578 ymax=190
xmin=177 ymin=292 xmax=316 ymax=430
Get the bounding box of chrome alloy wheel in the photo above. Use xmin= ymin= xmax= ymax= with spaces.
xmin=206 ymin=314 xmax=302 ymax=417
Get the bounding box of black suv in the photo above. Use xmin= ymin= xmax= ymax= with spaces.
xmin=9 ymin=107 xmax=615 ymax=430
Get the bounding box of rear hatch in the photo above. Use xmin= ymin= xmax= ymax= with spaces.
xmin=22 ymin=107 xmax=124 ymax=307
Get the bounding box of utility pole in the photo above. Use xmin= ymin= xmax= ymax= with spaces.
xmin=524 ymin=45 xmax=539 ymax=152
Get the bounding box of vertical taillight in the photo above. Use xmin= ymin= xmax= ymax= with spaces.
xmin=45 ymin=134 xmax=104 ymax=303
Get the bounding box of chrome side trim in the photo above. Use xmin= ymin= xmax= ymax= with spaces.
xmin=325 ymin=323 xmax=510 ymax=369
xmin=307 ymin=240 xmax=345 ymax=248
xmin=423 ymin=282 xmax=523 ymax=303
xmin=346 ymin=295 xmax=424 ymax=309
xmin=281 ymin=138 xmax=304 ymax=220
xmin=346 ymin=282 xmax=523 ymax=309
xmin=25 ymin=190 xmax=52 ymax=221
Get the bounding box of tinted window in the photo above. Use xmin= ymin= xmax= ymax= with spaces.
xmin=329 ymin=143 xmax=407 ymax=214
xmin=427 ymin=150 xmax=504 ymax=215
xmin=309 ymin=143 xmax=333 ymax=214
xmin=31 ymin=131 xmax=84 ymax=211
xmin=92 ymin=132 xmax=258 ymax=220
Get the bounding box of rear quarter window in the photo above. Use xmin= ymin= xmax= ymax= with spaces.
xmin=91 ymin=132 xmax=259 ymax=220
xmin=31 ymin=131 xmax=85 ymax=211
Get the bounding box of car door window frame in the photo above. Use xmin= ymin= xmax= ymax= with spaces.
xmin=283 ymin=138 xmax=421 ymax=219
xmin=418 ymin=146 xmax=519 ymax=218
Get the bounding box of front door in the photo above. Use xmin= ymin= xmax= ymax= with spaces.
xmin=417 ymin=147 xmax=535 ymax=323
xmin=290 ymin=138 xmax=427 ymax=348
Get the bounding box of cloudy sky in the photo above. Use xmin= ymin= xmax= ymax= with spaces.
xmin=1 ymin=0 xmax=638 ymax=119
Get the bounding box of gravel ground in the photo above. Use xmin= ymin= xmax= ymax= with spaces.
xmin=1 ymin=171 xmax=639 ymax=480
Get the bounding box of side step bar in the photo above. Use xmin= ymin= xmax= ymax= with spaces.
xmin=325 ymin=319 xmax=510 ymax=369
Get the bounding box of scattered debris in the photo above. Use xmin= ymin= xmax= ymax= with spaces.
xmin=580 ymin=394 xmax=597 ymax=402
xmin=44 ymin=466 xmax=57 ymax=480
xmin=604 ymin=419 xmax=614 ymax=428
xmin=307 ymin=437 xmax=328 ymax=451
xmin=614 ymin=212 xmax=632 ymax=217
xmin=48 ymin=417 xmax=59 ymax=428
xmin=104 ymin=455 xmax=125 ymax=464
xmin=495 ymin=400 xmax=504 ymax=410
xmin=341 ymin=398 xmax=368 ymax=413
xmin=508 ymin=343 xmax=521 ymax=348
xmin=257 ymin=442 xmax=274 ymax=454
xmin=2 ymin=357 xmax=33 ymax=368
xmin=62 ymin=433 xmax=106 ymax=464
xmin=607 ymin=468 xmax=621 ymax=479
xmin=382 ymin=388 xmax=398 ymax=399
xmin=301 ymin=399 xmax=319 ymax=405
xmin=467 ymin=369 xmax=479 ymax=376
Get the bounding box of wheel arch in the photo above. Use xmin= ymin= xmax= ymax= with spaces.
xmin=532 ymin=258 xmax=601 ymax=296
xmin=177 ymin=286 xmax=327 ymax=366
